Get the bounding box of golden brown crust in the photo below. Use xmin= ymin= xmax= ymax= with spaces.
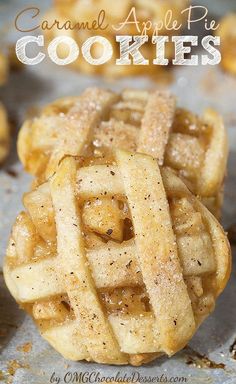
xmin=4 ymin=150 xmax=231 ymax=365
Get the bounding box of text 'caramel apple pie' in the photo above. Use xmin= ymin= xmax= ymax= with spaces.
xmin=43 ymin=0 xmax=189 ymax=77
xmin=18 ymin=88 xmax=228 ymax=218
xmin=4 ymin=150 xmax=231 ymax=365
xmin=0 ymin=51 xmax=10 ymax=164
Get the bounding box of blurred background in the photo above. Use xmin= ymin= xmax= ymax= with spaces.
xmin=0 ymin=1 xmax=236 ymax=383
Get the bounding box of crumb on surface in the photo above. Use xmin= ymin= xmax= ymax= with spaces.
xmin=16 ymin=342 xmax=32 ymax=353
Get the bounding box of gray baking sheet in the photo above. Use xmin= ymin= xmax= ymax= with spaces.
xmin=0 ymin=0 xmax=236 ymax=383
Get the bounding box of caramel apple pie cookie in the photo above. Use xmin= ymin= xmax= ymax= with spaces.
xmin=0 ymin=52 xmax=10 ymax=163
xmin=18 ymin=88 xmax=228 ymax=217
xmin=0 ymin=51 xmax=8 ymax=86
xmin=4 ymin=150 xmax=231 ymax=365
xmin=217 ymin=13 xmax=236 ymax=76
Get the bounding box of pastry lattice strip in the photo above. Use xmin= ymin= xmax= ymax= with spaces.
xmin=18 ymin=88 xmax=227 ymax=216
xmin=5 ymin=150 xmax=230 ymax=365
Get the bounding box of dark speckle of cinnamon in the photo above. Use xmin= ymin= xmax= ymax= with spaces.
xmin=184 ymin=346 xmax=225 ymax=369
xmin=230 ymin=338 xmax=236 ymax=359
xmin=6 ymin=169 xmax=18 ymax=178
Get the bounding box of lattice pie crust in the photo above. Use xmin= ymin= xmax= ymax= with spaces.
xmin=4 ymin=150 xmax=231 ymax=365
xmin=18 ymin=88 xmax=228 ymax=218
